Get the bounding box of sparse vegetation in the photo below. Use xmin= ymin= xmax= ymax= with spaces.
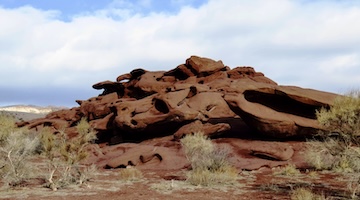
xmin=40 ymin=118 xmax=97 ymax=190
xmin=317 ymin=90 xmax=360 ymax=142
xmin=180 ymin=132 xmax=238 ymax=186
xmin=306 ymin=139 xmax=360 ymax=173
xmin=0 ymin=114 xmax=98 ymax=190
xmin=306 ymin=90 xmax=360 ymax=173
xmin=305 ymin=90 xmax=360 ymax=198
xmin=0 ymin=113 xmax=39 ymax=187
xmin=290 ymin=187 xmax=325 ymax=200
xmin=273 ymin=164 xmax=301 ymax=176
xmin=0 ymin=113 xmax=17 ymax=143
xmin=118 ymin=166 xmax=143 ymax=181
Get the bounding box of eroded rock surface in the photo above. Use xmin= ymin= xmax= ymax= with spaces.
xmin=18 ymin=55 xmax=339 ymax=170
xmin=224 ymin=82 xmax=338 ymax=138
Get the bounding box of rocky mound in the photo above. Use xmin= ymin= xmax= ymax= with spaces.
xmin=18 ymin=56 xmax=339 ymax=170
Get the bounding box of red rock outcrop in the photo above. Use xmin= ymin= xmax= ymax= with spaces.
xmin=224 ymin=81 xmax=337 ymax=138
xmin=18 ymin=55 xmax=339 ymax=170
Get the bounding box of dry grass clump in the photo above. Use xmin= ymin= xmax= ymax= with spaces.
xmin=180 ymin=132 xmax=238 ymax=186
xmin=306 ymin=139 xmax=360 ymax=173
xmin=290 ymin=187 xmax=325 ymax=200
xmin=118 ymin=166 xmax=143 ymax=181
xmin=307 ymin=170 xmax=319 ymax=178
xmin=186 ymin=165 xmax=238 ymax=186
xmin=40 ymin=118 xmax=97 ymax=190
xmin=0 ymin=113 xmax=39 ymax=187
xmin=273 ymin=164 xmax=301 ymax=176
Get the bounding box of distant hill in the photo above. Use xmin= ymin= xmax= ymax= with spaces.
xmin=0 ymin=105 xmax=67 ymax=122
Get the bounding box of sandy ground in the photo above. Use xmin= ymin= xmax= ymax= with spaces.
xmin=0 ymin=166 xmax=357 ymax=200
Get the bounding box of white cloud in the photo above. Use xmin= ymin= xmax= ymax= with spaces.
xmin=319 ymin=54 xmax=360 ymax=72
xmin=0 ymin=0 xmax=360 ymax=106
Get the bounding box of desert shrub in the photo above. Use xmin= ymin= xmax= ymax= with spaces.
xmin=306 ymin=90 xmax=360 ymax=173
xmin=0 ymin=113 xmax=39 ymax=187
xmin=40 ymin=118 xmax=97 ymax=190
xmin=305 ymin=139 xmax=360 ymax=172
xmin=0 ymin=113 xmax=17 ymax=143
xmin=290 ymin=187 xmax=325 ymax=200
xmin=118 ymin=166 xmax=143 ymax=181
xmin=316 ymin=90 xmax=360 ymax=144
xmin=180 ymin=132 xmax=238 ymax=186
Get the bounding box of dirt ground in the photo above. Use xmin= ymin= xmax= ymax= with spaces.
xmin=0 ymin=166 xmax=357 ymax=200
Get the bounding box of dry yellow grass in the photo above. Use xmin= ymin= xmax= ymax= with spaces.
xmin=118 ymin=166 xmax=143 ymax=181
xmin=290 ymin=187 xmax=325 ymax=200
xmin=273 ymin=164 xmax=301 ymax=176
xmin=180 ymin=132 xmax=238 ymax=186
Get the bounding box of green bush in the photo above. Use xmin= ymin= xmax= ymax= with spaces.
xmin=180 ymin=132 xmax=238 ymax=186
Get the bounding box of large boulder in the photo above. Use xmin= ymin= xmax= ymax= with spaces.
xmin=186 ymin=55 xmax=227 ymax=75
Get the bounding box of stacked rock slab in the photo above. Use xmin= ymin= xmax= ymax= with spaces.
xmin=19 ymin=55 xmax=338 ymax=143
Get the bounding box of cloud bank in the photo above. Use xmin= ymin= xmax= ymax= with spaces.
xmin=1 ymin=0 xmax=359 ymax=106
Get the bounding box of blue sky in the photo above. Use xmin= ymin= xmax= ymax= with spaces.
xmin=0 ymin=0 xmax=359 ymax=107
xmin=0 ymin=0 xmax=206 ymax=20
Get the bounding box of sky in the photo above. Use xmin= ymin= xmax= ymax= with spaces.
xmin=0 ymin=0 xmax=359 ymax=107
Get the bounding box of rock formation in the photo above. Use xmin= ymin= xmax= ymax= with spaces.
xmin=18 ymin=55 xmax=339 ymax=170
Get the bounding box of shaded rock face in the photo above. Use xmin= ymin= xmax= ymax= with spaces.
xmin=18 ymin=55 xmax=339 ymax=170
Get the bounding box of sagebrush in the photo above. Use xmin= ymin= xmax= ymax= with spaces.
xmin=306 ymin=90 xmax=360 ymax=173
xmin=0 ymin=113 xmax=39 ymax=187
xmin=305 ymin=90 xmax=360 ymax=198
xmin=40 ymin=118 xmax=98 ymax=190
xmin=316 ymin=90 xmax=360 ymax=142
